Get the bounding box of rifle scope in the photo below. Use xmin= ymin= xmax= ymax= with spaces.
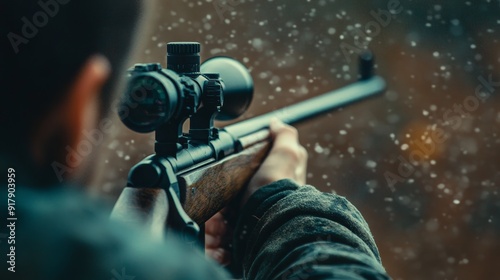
xmin=118 ymin=42 xmax=254 ymax=133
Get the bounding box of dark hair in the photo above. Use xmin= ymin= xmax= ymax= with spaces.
xmin=0 ymin=0 xmax=142 ymax=184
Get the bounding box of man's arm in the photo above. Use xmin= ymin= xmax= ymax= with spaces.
xmin=234 ymin=179 xmax=390 ymax=280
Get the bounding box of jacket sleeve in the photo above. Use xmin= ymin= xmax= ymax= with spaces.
xmin=232 ymin=179 xmax=391 ymax=280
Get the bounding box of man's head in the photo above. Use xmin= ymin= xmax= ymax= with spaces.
xmin=1 ymin=0 xmax=145 ymax=186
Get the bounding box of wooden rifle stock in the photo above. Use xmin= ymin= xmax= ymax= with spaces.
xmin=180 ymin=140 xmax=271 ymax=225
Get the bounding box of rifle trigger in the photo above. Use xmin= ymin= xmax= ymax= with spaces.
xmin=166 ymin=187 xmax=201 ymax=245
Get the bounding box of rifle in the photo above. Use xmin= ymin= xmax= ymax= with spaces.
xmin=110 ymin=42 xmax=386 ymax=244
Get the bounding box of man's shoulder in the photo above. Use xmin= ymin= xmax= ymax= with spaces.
xmin=1 ymin=186 xmax=124 ymax=278
xmin=9 ymin=186 xmax=114 ymax=242
xmin=0 ymin=186 xmax=229 ymax=280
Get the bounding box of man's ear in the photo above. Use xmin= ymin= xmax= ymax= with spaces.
xmin=62 ymin=55 xmax=110 ymax=153
xmin=33 ymin=55 xmax=110 ymax=165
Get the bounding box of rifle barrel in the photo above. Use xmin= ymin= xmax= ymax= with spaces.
xmin=222 ymin=76 xmax=386 ymax=139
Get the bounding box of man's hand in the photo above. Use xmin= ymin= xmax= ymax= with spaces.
xmin=206 ymin=118 xmax=308 ymax=264
xmin=243 ymin=118 xmax=308 ymax=205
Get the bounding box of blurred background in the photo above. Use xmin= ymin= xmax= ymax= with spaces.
xmin=88 ymin=1 xmax=500 ymax=279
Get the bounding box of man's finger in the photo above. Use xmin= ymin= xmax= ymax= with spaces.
xmin=205 ymin=233 xmax=222 ymax=248
xmin=205 ymin=212 xmax=227 ymax=236
xmin=270 ymin=119 xmax=300 ymax=149
xmin=206 ymin=248 xmax=231 ymax=266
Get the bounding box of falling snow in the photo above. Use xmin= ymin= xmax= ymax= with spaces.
xmin=89 ymin=1 xmax=500 ymax=279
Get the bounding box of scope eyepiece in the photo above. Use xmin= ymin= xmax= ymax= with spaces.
xmin=118 ymin=64 xmax=188 ymax=133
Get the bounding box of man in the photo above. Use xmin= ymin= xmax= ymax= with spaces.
xmin=0 ymin=0 xmax=390 ymax=279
